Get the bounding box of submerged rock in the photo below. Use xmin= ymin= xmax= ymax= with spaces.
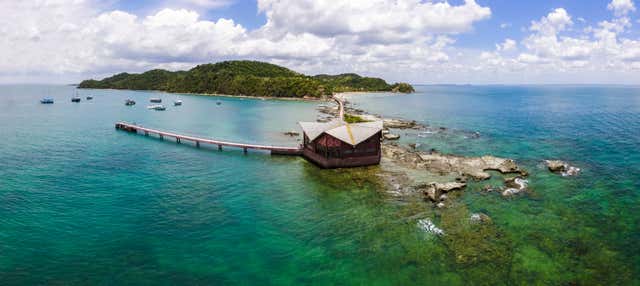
xmin=501 ymin=177 xmax=529 ymax=197
xmin=545 ymin=160 xmax=581 ymax=176
xmin=470 ymin=213 xmax=492 ymax=224
xmin=417 ymin=218 xmax=444 ymax=236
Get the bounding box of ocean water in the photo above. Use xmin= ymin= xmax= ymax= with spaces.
xmin=1 ymin=84 xmax=639 ymax=285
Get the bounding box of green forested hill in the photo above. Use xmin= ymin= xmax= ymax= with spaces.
xmin=78 ymin=60 xmax=414 ymax=97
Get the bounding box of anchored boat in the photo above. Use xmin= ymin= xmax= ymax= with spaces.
xmin=86 ymin=96 xmax=93 ymax=100
xmin=174 ymin=100 xmax=182 ymax=106
xmin=125 ymin=99 xmax=136 ymax=106
xmin=40 ymin=98 xmax=54 ymax=104
xmin=147 ymin=104 xmax=166 ymax=111
xmin=71 ymin=97 xmax=81 ymax=102
xmin=150 ymin=98 xmax=162 ymax=103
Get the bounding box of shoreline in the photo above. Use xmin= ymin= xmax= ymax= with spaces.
xmin=78 ymin=87 xmax=332 ymax=102
xmin=78 ymin=87 xmax=407 ymax=103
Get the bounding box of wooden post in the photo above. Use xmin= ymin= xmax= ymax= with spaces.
xmin=159 ymin=134 xmax=163 ymax=140
xmin=145 ymin=131 xmax=148 ymax=136
xmin=243 ymin=147 xmax=248 ymax=154
xmin=176 ymin=138 xmax=180 ymax=143
xmin=218 ymin=145 xmax=222 ymax=151
xmin=196 ymin=141 xmax=200 ymax=148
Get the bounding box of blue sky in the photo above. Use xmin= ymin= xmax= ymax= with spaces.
xmin=107 ymin=0 xmax=639 ymax=50
xmin=1 ymin=0 xmax=639 ymax=84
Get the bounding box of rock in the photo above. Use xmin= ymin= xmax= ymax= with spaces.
xmin=502 ymin=177 xmax=528 ymax=197
xmin=481 ymin=185 xmax=495 ymax=192
xmin=420 ymin=184 xmax=440 ymax=202
xmin=436 ymin=202 xmax=446 ymax=208
xmin=382 ymin=129 xmax=390 ymax=135
xmin=417 ymin=218 xmax=444 ymax=236
xmin=562 ymin=166 xmax=581 ymax=177
xmin=434 ymin=182 xmax=467 ymax=192
xmin=383 ymin=133 xmax=401 ymax=140
xmin=501 ymin=188 xmax=522 ymax=197
xmin=419 ymin=181 xmax=466 ymax=202
xmin=439 ymin=194 xmax=448 ymax=201
xmin=284 ymin=131 xmax=300 ymax=136
xmin=383 ymin=118 xmax=418 ymax=129
xmin=408 ymin=143 xmax=420 ymax=150
xmin=382 ymin=144 xmax=527 ymax=184
xmin=470 ymin=213 xmax=492 ymax=224
xmin=546 ymin=160 xmax=567 ymax=172
xmin=546 ymin=160 xmax=581 ymax=176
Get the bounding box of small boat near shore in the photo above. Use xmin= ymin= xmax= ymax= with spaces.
xmin=40 ymin=98 xmax=54 ymax=104
xmin=174 ymin=100 xmax=182 ymax=106
xmin=71 ymin=97 xmax=81 ymax=102
xmin=125 ymin=99 xmax=136 ymax=106
xmin=147 ymin=104 xmax=166 ymax=111
xmin=150 ymin=98 xmax=162 ymax=103
xmin=86 ymin=96 xmax=93 ymax=100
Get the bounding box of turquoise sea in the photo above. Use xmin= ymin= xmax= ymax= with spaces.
xmin=1 ymin=85 xmax=638 ymax=285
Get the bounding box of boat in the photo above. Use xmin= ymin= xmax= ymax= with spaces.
xmin=125 ymin=99 xmax=136 ymax=106
xmin=147 ymin=104 xmax=166 ymax=111
xmin=174 ymin=100 xmax=182 ymax=106
xmin=216 ymin=101 xmax=222 ymax=105
xmin=86 ymin=96 xmax=93 ymax=100
xmin=40 ymin=98 xmax=54 ymax=104
xmin=71 ymin=97 xmax=81 ymax=102
xmin=150 ymin=98 xmax=162 ymax=103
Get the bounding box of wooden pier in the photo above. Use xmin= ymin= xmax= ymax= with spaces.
xmin=115 ymin=122 xmax=302 ymax=155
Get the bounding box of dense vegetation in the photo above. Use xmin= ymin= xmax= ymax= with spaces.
xmin=78 ymin=61 xmax=414 ymax=98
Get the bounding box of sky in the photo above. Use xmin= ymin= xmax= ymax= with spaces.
xmin=1 ymin=0 xmax=639 ymax=84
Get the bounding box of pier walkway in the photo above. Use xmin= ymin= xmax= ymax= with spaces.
xmin=115 ymin=122 xmax=302 ymax=155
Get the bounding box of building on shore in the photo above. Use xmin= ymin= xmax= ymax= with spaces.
xmin=298 ymin=119 xmax=383 ymax=168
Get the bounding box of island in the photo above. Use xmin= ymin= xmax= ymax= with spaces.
xmin=78 ymin=60 xmax=415 ymax=98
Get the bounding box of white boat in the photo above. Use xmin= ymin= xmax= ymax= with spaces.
xmin=147 ymin=104 xmax=166 ymax=111
xmin=174 ymin=100 xmax=182 ymax=106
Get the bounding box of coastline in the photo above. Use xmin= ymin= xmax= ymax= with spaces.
xmin=78 ymin=87 xmax=332 ymax=102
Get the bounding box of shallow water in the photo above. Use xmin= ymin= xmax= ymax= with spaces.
xmin=1 ymin=85 xmax=638 ymax=285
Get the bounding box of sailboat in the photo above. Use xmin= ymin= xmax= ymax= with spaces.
xmin=71 ymin=90 xmax=81 ymax=102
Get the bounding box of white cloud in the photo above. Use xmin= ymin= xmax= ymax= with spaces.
xmin=256 ymin=0 xmax=491 ymax=43
xmin=608 ymin=0 xmax=636 ymax=16
xmin=530 ymin=8 xmax=573 ymax=35
xmin=2 ymin=0 xmax=640 ymax=84
xmin=176 ymin=0 xmax=233 ymax=9
xmin=500 ymin=23 xmax=512 ymax=29
xmin=496 ymin=39 xmax=517 ymax=52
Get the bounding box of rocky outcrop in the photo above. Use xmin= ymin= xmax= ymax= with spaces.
xmin=545 ymin=160 xmax=581 ymax=176
xmin=383 ymin=144 xmax=526 ymax=181
xmin=383 ymin=133 xmax=400 ymax=140
xmin=318 ymin=97 xmax=428 ymax=131
xmin=383 ymin=118 xmax=419 ymax=129
xmin=418 ymin=182 xmax=467 ymax=202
